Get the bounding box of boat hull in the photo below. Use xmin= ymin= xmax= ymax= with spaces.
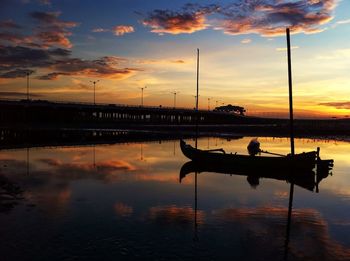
xmin=180 ymin=140 xmax=317 ymax=171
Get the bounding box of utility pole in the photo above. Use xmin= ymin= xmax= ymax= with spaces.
xmin=90 ymin=80 xmax=100 ymax=105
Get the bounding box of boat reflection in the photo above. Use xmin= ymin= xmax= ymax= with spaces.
xmin=179 ymin=159 xmax=333 ymax=192
xmin=180 ymin=158 xmax=336 ymax=259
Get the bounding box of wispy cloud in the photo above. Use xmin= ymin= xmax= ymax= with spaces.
xmin=136 ymin=58 xmax=186 ymax=65
xmin=0 ymin=91 xmax=43 ymax=98
xmin=92 ymin=28 xmax=109 ymax=33
xmin=241 ymin=38 xmax=251 ymax=44
xmin=92 ymin=25 xmax=135 ymax=36
xmin=336 ymin=19 xmax=350 ymax=25
xmin=316 ymin=48 xmax=350 ymax=59
xmin=276 ymin=46 xmax=300 ymax=51
xmin=319 ymin=101 xmax=350 ymax=109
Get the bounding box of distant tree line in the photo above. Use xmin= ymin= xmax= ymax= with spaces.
xmin=214 ymin=104 xmax=246 ymax=115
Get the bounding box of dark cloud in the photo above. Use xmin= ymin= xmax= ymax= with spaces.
xmin=0 ymin=45 xmax=138 ymax=80
xmin=0 ymin=11 xmax=140 ymax=80
xmin=142 ymin=1 xmax=336 ymax=36
xmin=319 ymin=101 xmax=350 ymax=109
xmin=29 ymin=11 xmax=78 ymax=48
xmin=48 ymin=48 xmax=71 ymax=57
xmin=0 ymin=68 xmax=34 ymax=78
xmin=0 ymin=12 xmax=78 ymax=49
xmin=36 ymin=72 xmax=69 ymax=80
xmin=0 ymin=32 xmax=31 ymax=45
xmin=30 ymin=11 xmax=77 ymax=28
xmin=217 ymin=0 xmax=336 ymax=36
xmin=0 ymin=20 xmax=21 ymax=29
xmin=0 ymin=45 xmax=68 ymax=73
xmin=40 ymin=56 xmax=139 ymax=80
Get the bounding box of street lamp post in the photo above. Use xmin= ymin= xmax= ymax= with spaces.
xmin=26 ymin=72 xmax=30 ymax=100
xmin=172 ymin=91 xmax=179 ymax=108
xmin=140 ymin=86 xmax=147 ymax=106
xmin=90 ymin=80 xmax=100 ymax=105
xmin=207 ymin=97 xmax=212 ymax=111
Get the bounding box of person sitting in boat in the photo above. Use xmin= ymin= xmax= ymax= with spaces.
xmin=247 ymin=138 xmax=261 ymax=156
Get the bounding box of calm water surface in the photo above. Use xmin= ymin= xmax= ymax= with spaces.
xmin=1 ymin=137 xmax=350 ymax=260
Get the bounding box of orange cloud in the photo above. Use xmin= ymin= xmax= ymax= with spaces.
xmin=142 ymin=4 xmax=219 ymax=35
xmin=113 ymin=25 xmax=135 ymax=36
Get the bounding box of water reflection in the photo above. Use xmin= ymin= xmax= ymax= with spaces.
xmin=0 ymin=173 xmax=23 ymax=213
xmin=0 ymin=137 xmax=349 ymax=260
xmin=179 ymin=159 xmax=333 ymax=192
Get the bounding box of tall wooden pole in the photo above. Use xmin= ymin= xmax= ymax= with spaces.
xmin=195 ymin=49 xmax=199 ymax=149
xmin=284 ymin=27 xmax=295 ymax=260
xmin=196 ymin=48 xmax=199 ymax=111
xmin=286 ymin=28 xmax=295 ymax=156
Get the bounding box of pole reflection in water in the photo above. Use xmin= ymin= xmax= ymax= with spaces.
xmin=93 ymin=144 xmax=96 ymax=168
xmin=26 ymin=147 xmax=29 ymax=175
xmin=140 ymin=143 xmax=144 ymax=161
xmin=194 ymin=165 xmax=199 ymax=242
xmin=284 ymin=183 xmax=294 ymax=260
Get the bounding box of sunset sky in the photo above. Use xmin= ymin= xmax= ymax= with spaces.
xmin=0 ymin=0 xmax=349 ymax=118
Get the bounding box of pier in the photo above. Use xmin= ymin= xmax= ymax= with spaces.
xmin=0 ymin=99 xmax=249 ymax=127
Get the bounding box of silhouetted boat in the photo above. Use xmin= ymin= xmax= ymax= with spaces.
xmin=179 ymin=159 xmax=333 ymax=192
xmin=180 ymin=139 xmax=324 ymax=171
